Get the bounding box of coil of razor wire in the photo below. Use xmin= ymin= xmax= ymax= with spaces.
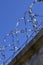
xmin=0 ymin=0 xmax=43 ymax=65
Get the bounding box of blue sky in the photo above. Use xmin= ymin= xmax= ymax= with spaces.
xmin=0 ymin=0 xmax=29 ymax=36
xmin=0 ymin=0 xmax=43 ymax=65
xmin=0 ymin=0 xmax=43 ymax=40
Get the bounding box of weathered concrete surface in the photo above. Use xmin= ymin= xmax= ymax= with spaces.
xmin=23 ymin=47 xmax=43 ymax=65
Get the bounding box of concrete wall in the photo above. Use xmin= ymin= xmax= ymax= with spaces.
xmin=22 ymin=47 xmax=43 ymax=65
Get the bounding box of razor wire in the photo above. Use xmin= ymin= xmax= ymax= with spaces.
xmin=0 ymin=0 xmax=43 ymax=65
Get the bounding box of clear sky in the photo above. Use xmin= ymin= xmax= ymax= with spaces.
xmin=0 ymin=0 xmax=43 ymax=65
xmin=0 ymin=0 xmax=30 ymax=37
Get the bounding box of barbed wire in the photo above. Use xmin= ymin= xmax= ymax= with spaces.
xmin=0 ymin=0 xmax=43 ymax=65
